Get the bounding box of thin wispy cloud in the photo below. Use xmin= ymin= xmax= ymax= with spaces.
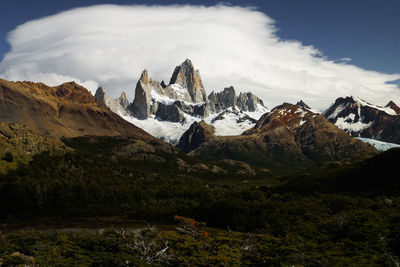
xmin=0 ymin=4 xmax=399 ymax=109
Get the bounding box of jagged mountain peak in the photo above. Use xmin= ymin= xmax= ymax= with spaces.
xmin=169 ymin=59 xmax=207 ymax=103
xmin=95 ymin=85 xmax=106 ymax=96
xmin=335 ymin=95 xmax=397 ymax=113
xmin=139 ymin=69 xmax=149 ymax=84
xmin=323 ymin=95 xmax=400 ymax=144
xmin=207 ymin=86 xmax=267 ymax=113
xmin=385 ymin=100 xmax=400 ymax=115
xmin=118 ymin=91 xmax=129 ymax=109
xmin=181 ymin=58 xmax=193 ymax=66
xmin=296 ymin=100 xmax=311 ymax=109
xmin=119 ymin=91 xmax=127 ymax=99
xmin=325 ymin=95 xmax=398 ymax=118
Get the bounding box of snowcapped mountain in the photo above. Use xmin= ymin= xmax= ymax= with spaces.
xmin=94 ymin=59 xmax=400 ymax=151
xmin=95 ymin=59 xmax=268 ymax=144
xmin=323 ymin=96 xmax=400 ymax=145
xmin=176 ymin=102 xmax=377 ymax=169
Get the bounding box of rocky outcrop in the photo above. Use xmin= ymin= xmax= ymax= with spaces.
xmin=296 ymin=100 xmax=311 ymax=110
xmin=177 ymin=121 xmax=215 ymax=153
xmin=118 ymin=91 xmax=129 ymax=109
xmin=237 ymin=91 xmax=265 ymax=112
xmin=385 ymin=101 xmax=400 ymax=115
xmin=207 ymin=86 xmax=266 ymax=113
xmin=95 ymin=86 xmax=130 ymax=116
xmin=216 ymin=86 xmax=236 ymax=108
xmin=129 ymin=69 xmax=153 ymax=119
xmin=169 ymin=59 xmax=207 ymax=103
xmin=323 ymin=96 xmax=400 ymax=144
xmin=155 ymin=103 xmax=185 ymax=122
xmin=94 ymin=85 xmax=108 ymax=103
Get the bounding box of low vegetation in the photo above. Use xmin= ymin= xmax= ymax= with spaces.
xmin=0 ymin=136 xmax=399 ymax=265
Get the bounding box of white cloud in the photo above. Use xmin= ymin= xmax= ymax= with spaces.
xmin=0 ymin=4 xmax=399 ymax=110
xmin=338 ymin=57 xmax=352 ymax=63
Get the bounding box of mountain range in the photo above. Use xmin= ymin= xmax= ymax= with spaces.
xmin=95 ymin=59 xmax=269 ymax=144
xmin=2 ymin=59 xmax=400 ymax=173
xmin=178 ymin=103 xmax=377 ymax=170
xmin=96 ymin=59 xmax=400 ymax=151
xmin=2 ymin=59 xmax=400 ymax=266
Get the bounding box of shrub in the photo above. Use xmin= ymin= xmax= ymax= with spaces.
xmin=3 ymin=152 xmax=13 ymax=162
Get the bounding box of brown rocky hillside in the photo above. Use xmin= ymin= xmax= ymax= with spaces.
xmin=0 ymin=78 xmax=162 ymax=142
xmin=179 ymin=103 xmax=378 ymax=170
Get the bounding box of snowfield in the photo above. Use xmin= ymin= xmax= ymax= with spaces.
xmin=119 ymin=104 xmax=269 ymax=145
xmin=357 ymin=137 xmax=400 ymax=152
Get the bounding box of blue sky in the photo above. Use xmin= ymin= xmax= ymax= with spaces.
xmin=1 ymin=0 xmax=399 ymax=75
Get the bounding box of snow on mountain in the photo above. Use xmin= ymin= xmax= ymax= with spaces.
xmin=204 ymin=107 xmax=264 ymax=136
xmin=96 ymin=59 xmax=269 ymax=144
xmin=357 ymin=138 xmax=400 ymax=152
xmin=95 ymin=59 xmax=400 ymax=148
xmin=323 ymin=96 xmax=400 ymax=144
xmin=351 ymin=96 xmax=397 ymax=116
xmin=116 ymin=105 xmax=267 ymax=144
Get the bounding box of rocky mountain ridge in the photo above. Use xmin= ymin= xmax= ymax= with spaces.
xmin=95 ymin=59 xmax=400 ymax=148
xmin=178 ymin=103 xmax=378 ymax=170
xmin=0 ymin=78 xmax=169 ymax=147
xmin=0 ymin=77 xmax=270 ymax=176
xmin=96 ymin=59 xmax=268 ymax=143
xmin=323 ymin=96 xmax=400 ymax=144
xmin=0 ymin=70 xmax=393 ymax=174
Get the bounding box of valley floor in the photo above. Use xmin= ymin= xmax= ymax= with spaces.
xmin=1 ymin=136 xmax=400 ymax=266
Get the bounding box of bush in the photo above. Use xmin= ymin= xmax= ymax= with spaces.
xmin=3 ymin=152 xmax=13 ymax=162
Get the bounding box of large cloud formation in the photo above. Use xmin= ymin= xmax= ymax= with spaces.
xmin=0 ymin=4 xmax=399 ymax=109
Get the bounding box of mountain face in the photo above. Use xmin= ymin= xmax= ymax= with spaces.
xmin=96 ymin=59 xmax=268 ymax=144
xmin=180 ymin=103 xmax=377 ymax=171
xmin=177 ymin=121 xmax=215 ymax=153
xmin=126 ymin=59 xmax=210 ymax=121
xmin=207 ymin=86 xmax=265 ymax=114
xmin=94 ymin=86 xmax=130 ymax=116
xmin=0 ymin=78 xmax=164 ymax=143
xmin=169 ymin=58 xmax=207 ymax=103
xmin=323 ymin=96 xmax=400 ymax=144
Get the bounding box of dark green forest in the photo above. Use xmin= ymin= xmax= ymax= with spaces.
xmin=1 ymin=136 xmax=400 ymax=266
